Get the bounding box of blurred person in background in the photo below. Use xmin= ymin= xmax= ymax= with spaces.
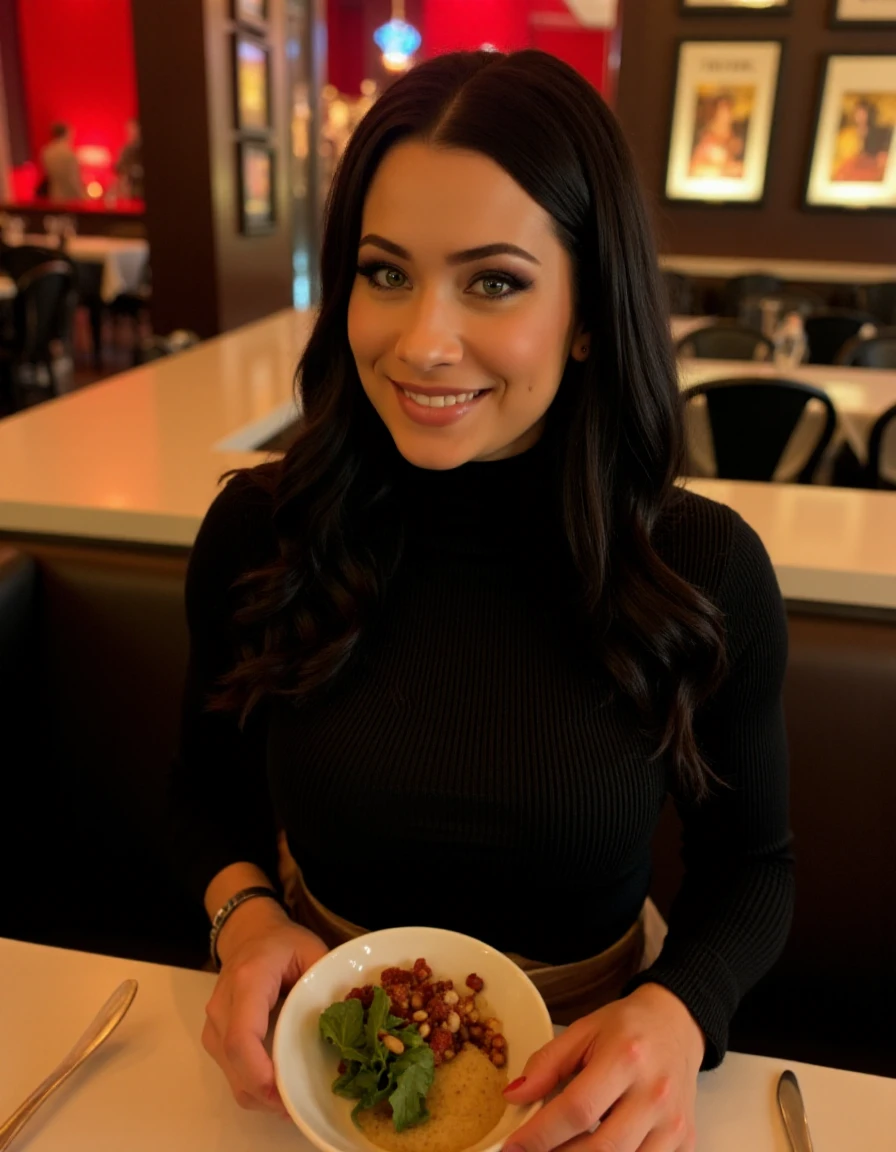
xmin=114 ymin=119 xmax=145 ymax=200
xmin=39 ymin=122 xmax=85 ymax=201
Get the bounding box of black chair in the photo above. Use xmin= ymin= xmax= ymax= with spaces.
xmin=0 ymin=261 xmax=77 ymax=396
xmin=804 ymin=309 xmax=879 ymax=365
xmin=677 ymin=322 xmax=774 ymax=362
xmin=836 ymin=328 xmax=896 ymax=369
xmin=109 ymin=262 xmax=153 ymax=365
xmin=721 ymin=273 xmax=782 ymax=318
xmin=0 ymin=243 xmax=67 ymax=281
xmin=661 ymin=270 xmax=695 ymax=315
xmin=682 ymin=377 xmax=838 ymax=484
xmin=860 ymin=282 xmax=896 ymax=327
xmin=867 ymin=403 xmax=896 ymax=490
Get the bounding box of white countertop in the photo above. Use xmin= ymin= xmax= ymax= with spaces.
xmin=1 ymin=937 xmax=894 ymax=1152
xmin=0 ymin=308 xmax=894 ymax=610
xmin=660 ymin=253 xmax=896 ymax=286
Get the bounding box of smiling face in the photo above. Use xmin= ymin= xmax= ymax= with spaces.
xmin=347 ymin=141 xmax=587 ymax=470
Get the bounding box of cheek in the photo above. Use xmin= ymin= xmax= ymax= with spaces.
xmin=347 ymin=291 xmax=381 ymax=365
xmin=486 ymin=306 xmax=570 ymax=390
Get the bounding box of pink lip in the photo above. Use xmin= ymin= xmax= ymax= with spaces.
xmin=389 ymin=378 xmax=488 ymax=428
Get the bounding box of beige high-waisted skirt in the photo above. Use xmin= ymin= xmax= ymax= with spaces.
xmin=278 ymin=836 xmax=667 ymax=1025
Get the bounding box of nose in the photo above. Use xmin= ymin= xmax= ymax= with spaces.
xmin=393 ymin=289 xmax=463 ymax=373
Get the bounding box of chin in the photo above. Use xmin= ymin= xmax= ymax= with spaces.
xmin=389 ymin=430 xmax=478 ymax=472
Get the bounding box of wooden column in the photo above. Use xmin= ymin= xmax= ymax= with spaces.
xmin=131 ymin=0 xmax=310 ymax=338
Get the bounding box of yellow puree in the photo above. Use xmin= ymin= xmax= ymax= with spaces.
xmin=358 ymin=1044 xmax=507 ymax=1152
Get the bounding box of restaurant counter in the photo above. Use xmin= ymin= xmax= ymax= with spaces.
xmin=0 ymin=308 xmax=893 ymax=612
xmin=2 ymin=936 xmax=895 ymax=1151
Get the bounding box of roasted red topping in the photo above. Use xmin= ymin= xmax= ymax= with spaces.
xmin=413 ymin=958 xmax=432 ymax=983
xmin=344 ymin=957 xmax=505 ymax=1066
xmin=345 ymin=984 xmax=375 ymax=1008
xmin=381 ymin=967 xmax=416 ymax=986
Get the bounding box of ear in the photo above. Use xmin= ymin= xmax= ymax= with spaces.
xmin=569 ymin=324 xmax=591 ymax=362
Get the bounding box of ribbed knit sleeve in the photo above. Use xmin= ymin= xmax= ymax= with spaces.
xmin=626 ymin=512 xmax=794 ymax=1069
xmin=167 ymin=470 xmax=280 ymax=905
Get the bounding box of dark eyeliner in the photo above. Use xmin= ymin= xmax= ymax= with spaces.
xmin=356 ymin=260 xmax=404 ymax=289
xmin=472 ymin=269 xmax=534 ymax=295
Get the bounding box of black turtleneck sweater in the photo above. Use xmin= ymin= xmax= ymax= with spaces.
xmin=170 ymin=441 xmax=793 ymax=1069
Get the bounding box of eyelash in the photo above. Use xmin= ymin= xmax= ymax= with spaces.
xmin=355 ymin=260 xmax=533 ymax=299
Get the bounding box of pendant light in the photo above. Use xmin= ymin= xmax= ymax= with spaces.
xmin=373 ymin=0 xmax=422 ymax=73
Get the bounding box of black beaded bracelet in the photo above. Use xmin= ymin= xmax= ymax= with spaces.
xmin=209 ymin=886 xmax=288 ymax=971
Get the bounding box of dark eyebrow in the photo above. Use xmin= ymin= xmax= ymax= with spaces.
xmin=358 ymin=234 xmax=541 ymax=267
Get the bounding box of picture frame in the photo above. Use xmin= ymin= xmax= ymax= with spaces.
xmin=232 ymin=0 xmax=269 ymax=28
xmin=664 ymin=40 xmax=783 ymax=205
xmin=233 ymin=32 xmax=271 ymax=134
xmin=681 ymin=0 xmax=792 ymax=13
xmin=830 ymin=0 xmax=896 ymax=27
xmin=805 ymin=54 xmax=896 ymax=213
xmin=238 ymin=140 xmax=276 ymax=235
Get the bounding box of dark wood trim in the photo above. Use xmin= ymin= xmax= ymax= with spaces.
xmin=0 ymin=0 xmax=30 ymax=167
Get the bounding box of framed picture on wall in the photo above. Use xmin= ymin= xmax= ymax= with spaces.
xmin=233 ymin=32 xmax=271 ymax=133
xmin=238 ymin=141 xmax=276 ymax=235
xmin=664 ymin=40 xmax=783 ymax=205
xmin=233 ymin=0 xmax=269 ymax=28
xmin=805 ymin=55 xmax=896 ymax=211
xmin=831 ymin=0 xmax=896 ymax=27
xmin=681 ymin=0 xmax=792 ymax=13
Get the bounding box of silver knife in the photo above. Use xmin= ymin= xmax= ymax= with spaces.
xmin=777 ymin=1069 xmax=816 ymax=1152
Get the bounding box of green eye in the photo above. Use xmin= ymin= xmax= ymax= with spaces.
xmin=480 ymin=277 xmax=508 ymax=296
xmin=378 ymin=268 xmax=406 ymax=289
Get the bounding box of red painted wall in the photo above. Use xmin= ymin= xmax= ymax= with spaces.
xmin=16 ymin=0 xmax=138 ymax=185
xmin=327 ymin=0 xmax=366 ymax=95
xmin=423 ymin=0 xmax=529 ymax=55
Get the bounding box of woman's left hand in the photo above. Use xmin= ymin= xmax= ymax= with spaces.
xmin=502 ymin=984 xmax=705 ymax=1152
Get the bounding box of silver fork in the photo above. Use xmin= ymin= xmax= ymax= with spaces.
xmin=0 ymin=979 xmax=138 ymax=1151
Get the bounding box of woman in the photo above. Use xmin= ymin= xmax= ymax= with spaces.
xmin=171 ymin=50 xmax=793 ymax=1152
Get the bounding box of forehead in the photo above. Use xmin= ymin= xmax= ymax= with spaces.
xmin=361 ymin=141 xmax=557 ymax=254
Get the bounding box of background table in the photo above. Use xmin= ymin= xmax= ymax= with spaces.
xmin=1 ymin=937 xmax=894 ymax=1151
xmin=15 ymin=233 xmax=150 ymax=302
xmin=661 ymin=253 xmax=896 ymax=287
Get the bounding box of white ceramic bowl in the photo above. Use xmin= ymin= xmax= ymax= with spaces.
xmin=273 ymin=926 xmax=554 ymax=1152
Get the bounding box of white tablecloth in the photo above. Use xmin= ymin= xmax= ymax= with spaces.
xmin=1 ymin=937 xmax=895 ymax=1151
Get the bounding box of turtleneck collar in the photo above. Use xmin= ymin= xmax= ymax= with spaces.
xmin=396 ymin=434 xmax=563 ymax=556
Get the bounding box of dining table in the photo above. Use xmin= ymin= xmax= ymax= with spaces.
xmin=16 ymin=233 xmax=149 ymax=303
xmin=1 ymin=936 xmax=895 ymax=1151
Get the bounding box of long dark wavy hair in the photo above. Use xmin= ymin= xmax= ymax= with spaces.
xmin=214 ymin=49 xmax=727 ymax=797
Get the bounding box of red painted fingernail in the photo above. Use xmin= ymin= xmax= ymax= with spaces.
xmin=504 ymin=1076 xmax=527 ymax=1093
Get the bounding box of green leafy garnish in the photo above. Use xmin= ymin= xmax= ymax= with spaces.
xmin=319 ymin=987 xmax=435 ymax=1131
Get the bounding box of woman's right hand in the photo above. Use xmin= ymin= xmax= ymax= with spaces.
xmin=202 ymin=897 xmax=329 ymax=1114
